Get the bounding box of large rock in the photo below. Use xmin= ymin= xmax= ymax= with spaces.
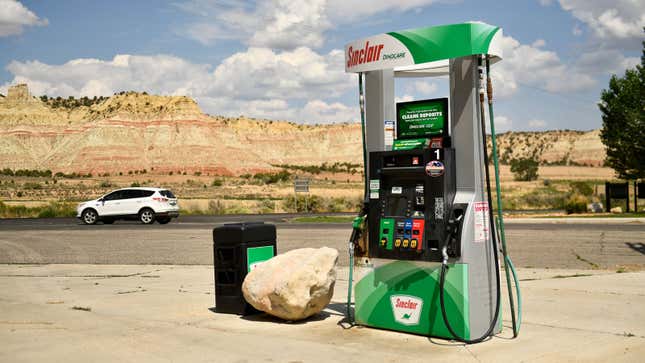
xmin=242 ymin=247 xmax=338 ymax=321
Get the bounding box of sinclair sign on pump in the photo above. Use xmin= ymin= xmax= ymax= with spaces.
xmin=345 ymin=33 xmax=410 ymax=72
xmin=345 ymin=22 xmax=504 ymax=74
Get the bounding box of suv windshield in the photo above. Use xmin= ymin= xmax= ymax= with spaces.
xmin=159 ymin=190 xmax=176 ymax=198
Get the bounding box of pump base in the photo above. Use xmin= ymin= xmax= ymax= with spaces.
xmin=354 ymin=260 xmax=470 ymax=339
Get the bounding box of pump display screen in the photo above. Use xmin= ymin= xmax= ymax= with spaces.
xmin=386 ymin=195 xmax=408 ymax=216
xmin=396 ymin=98 xmax=448 ymax=139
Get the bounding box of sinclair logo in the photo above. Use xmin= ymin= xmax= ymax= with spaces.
xmin=390 ymin=295 xmax=424 ymax=326
xmin=346 ymin=41 xmax=384 ymax=68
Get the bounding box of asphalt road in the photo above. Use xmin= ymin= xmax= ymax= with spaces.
xmin=0 ymin=215 xmax=643 ymax=269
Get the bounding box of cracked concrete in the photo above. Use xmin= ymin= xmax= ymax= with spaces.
xmin=2 ymin=264 xmax=644 ymax=362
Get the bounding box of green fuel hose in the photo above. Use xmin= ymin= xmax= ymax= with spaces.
xmin=486 ymin=55 xmax=522 ymax=338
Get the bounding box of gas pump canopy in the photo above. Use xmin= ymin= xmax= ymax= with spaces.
xmin=344 ymin=22 xmax=503 ymax=77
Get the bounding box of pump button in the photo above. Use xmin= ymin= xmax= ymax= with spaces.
xmin=380 ymin=238 xmax=387 ymax=246
xmin=402 ymin=239 xmax=409 ymax=248
xmin=394 ymin=238 xmax=401 ymax=248
xmin=410 ymin=239 xmax=418 ymax=249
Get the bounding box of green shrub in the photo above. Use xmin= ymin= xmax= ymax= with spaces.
xmin=259 ymin=199 xmax=275 ymax=213
xmin=130 ymin=182 xmax=140 ymax=187
xmin=0 ymin=201 xmax=75 ymax=218
xmin=211 ymin=179 xmax=223 ymax=187
xmin=510 ymin=157 xmax=539 ymax=181
xmin=564 ymin=194 xmax=588 ymax=214
xmin=36 ymin=202 xmax=76 ymax=218
xmin=253 ymin=170 xmax=291 ymax=184
xmin=570 ymin=181 xmax=594 ymax=196
xmin=208 ymin=200 xmax=225 ymax=215
xmin=23 ymin=182 xmax=42 ymax=190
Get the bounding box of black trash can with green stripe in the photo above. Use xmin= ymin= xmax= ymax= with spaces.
xmin=212 ymin=222 xmax=276 ymax=315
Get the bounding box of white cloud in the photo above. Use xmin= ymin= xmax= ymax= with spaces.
xmin=326 ymin=0 xmax=442 ymax=21
xmin=174 ymin=0 xmax=330 ymax=49
xmin=3 ymin=54 xmax=213 ymax=97
xmin=557 ymin=0 xmax=644 ymax=49
xmin=528 ymin=119 xmax=547 ymax=128
xmin=395 ymin=94 xmax=415 ymax=103
xmin=492 ymin=34 xmax=596 ymax=97
xmin=538 ymin=0 xmax=553 ymax=5
xmin=0 ymin=0 xmax=48 ymax=37
xmin=175 ymin=0 xmax=445 ymax=49
xmin=210 ymin=47 xmax=352 ymax=100
xmin=488 ymin=115 xmax=512 ymax=133
xmin=412 ymin=80 xmax=438 ymax=95
xmin=1 ymin=47 xmax=357 ymax=124
xmin=300 ymin=99 xmax=357 ymax=123
xmin=575 ymin=49 xmax=639 ymax=76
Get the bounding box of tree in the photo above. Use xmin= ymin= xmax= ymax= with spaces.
xmin=599 ymin=33 xmax=645 ymax=180
xmin=510 ymin=157 xmax=539 ymax=181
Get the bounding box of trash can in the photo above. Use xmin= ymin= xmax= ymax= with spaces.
xmin=212 ymin=222 xmax=276 ymax=314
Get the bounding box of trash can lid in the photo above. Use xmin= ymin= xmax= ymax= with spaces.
xmin=213 ymin=222 xmax=276 ymax=245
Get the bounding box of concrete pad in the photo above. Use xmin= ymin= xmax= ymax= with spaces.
xmin=1 ymin=264 xmax=644 ymax=362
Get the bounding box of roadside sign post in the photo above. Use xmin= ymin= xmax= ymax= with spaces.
xmin=294 ymin=179 xmax=310 ymax=213
xmin=605 ymin=182 xmax=629 ymax=213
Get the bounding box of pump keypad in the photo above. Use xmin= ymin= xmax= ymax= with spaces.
xmin=369 ymin=147 xmax=456 ymax=261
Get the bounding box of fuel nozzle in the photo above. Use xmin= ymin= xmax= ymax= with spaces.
xmin=349 ymin=215 xmax=365 ymax=255
xmin=442 ymin=212 xmax=464 ymax=264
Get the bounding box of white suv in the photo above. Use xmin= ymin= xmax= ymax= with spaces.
xmin=77 ymin=187 xmax=179 ymax=225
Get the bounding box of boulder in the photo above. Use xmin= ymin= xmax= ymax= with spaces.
xmin=610 ymin=206 xmax=623 ymax=214
xmin=242 ymin=247 xmax=338 ymax=321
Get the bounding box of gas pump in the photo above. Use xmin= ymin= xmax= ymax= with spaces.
xmin=344 ymin=22 xmax=521 ymax=343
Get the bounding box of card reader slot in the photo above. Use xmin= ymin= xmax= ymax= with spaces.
xmin=380 ymin=166 xmax=425 ymax=174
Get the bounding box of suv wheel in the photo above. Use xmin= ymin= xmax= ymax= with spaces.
xmin=81 ymin=209 xmax=98 ymax=225
xmin=139 ymin=208 xmax=155 ymax=224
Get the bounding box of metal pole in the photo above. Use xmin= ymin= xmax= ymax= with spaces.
xmin=633 ymin=181 xmax=636 ymax=212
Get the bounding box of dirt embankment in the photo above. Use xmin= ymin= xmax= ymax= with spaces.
xmin=0 ymin=84 xmax=605 ymax=175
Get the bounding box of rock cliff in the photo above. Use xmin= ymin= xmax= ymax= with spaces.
xmin=0 ymin=84 xmax=605 ymax=174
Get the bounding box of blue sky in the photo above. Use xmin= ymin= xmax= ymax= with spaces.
xmin=1 ymin=0 xmax=642 ymax=131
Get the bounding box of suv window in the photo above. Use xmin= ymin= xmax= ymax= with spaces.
xmin=159 ymin=190 xmax=176 ymax=198
xmin=141 ymin=190 xmax=155 ymax=198
xmin=103 ymin=190 xmax=124 ymax=201
xmin=120 ymin=190 xmax=155 ymax=199
xmin=122 ymin=189 xmax=141 ymax=199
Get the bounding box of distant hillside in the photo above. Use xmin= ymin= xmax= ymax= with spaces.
xmin=0 ymin=84 xmax=605 ymax=174
xmin=489 ymin=129 xmax=604 ymax=167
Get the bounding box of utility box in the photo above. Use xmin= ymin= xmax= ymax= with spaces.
xmin=212 ymin=222 xmax=276 ymax=315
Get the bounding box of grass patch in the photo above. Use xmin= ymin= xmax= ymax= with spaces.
xmin=290 ymin=215 xmax=355 ymax=223
xmin=0 ymin=201 xmax=76 ymax=218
